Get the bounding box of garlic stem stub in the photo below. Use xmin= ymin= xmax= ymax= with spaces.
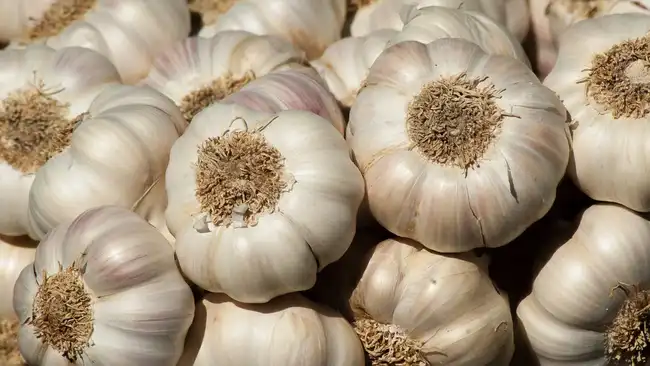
xmin=165 ymin=103 xmax=365 ymax=303
xmin=12 ymin=206 xmax=195 ymax=365
xmin=348 ymin=38 xmax=569 ymax=253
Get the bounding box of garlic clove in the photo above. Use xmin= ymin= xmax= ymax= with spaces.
xmin=0 ymin=235 xmax=36 ymax=319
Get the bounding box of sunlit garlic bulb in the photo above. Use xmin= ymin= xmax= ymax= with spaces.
xmin=350 ymin=238 xmax=514 ymax=365
xmin=191 ymin=0 xmax=346 ymax=59
xmin=165 ymin=103 xmax=365 ymax=303
xmin=13 ymin=206 xmax=195 ymax=365
xmin=348 ymin=39 xmax=569 ymax=252
xmin=0 ymin=45 xmax=185 ymax=241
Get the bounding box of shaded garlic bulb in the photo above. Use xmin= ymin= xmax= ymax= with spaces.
xmin=348 ymin=39 xmax=569 ymax=252
xmin=1 ymin=0 xmax=191 ymax=84
xmin=13 ymin=206 xmax=195 ymax=365
xmin=191 ymin=0 xmax=346 ymax=59
xmin=350 ymin=238 xmax=514 ymax=365
xmin=516 ymin=203 xmax=650 ymax=365
xmin=178 ymin=293 xmax=365 ymax=365
xmin=142 ymin=31 xmax=305 ymax=125
xmin=0 ymin=235 xmax=36 ymax=318
xmin=165 ymin=103 xmax=365 ymax=303
xmin=0 ymin=45 xmax=185 ymax=241
xmin=545 ymin=14 xmax=650 ymax=212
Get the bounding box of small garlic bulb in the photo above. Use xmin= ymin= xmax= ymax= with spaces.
xmin=13 ymin=206 xmax=195 ymax=365
xmin=0 ymin=235 xmax=36 ymax=318
xmin=0 ymin=45 xmax=185 ymax=241
xmin=192 ymin=0 xmax=346 ymax=59
xmin=545 ymin=14 xmax=650 ymax=212
xmin=142 ymin=31 xmax=305 ymax=124
xmin=348 ymin=39 xmax=569 ymax=252
xmin=177 ymin=293 xmax=365 ymax=365
xmin=350 ymin=238 xmax=514 ymax=365
xmin=165 ymin=103 xmax=365 ymax=303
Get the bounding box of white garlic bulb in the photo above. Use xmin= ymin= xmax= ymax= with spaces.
xmin=0 ymin=235 xmax=36 ymax=319
xmin=13 ymin=206 xmax=195 ymax=365
xmin=545 ymin=14 xmax=650 ymax=212
xmin=0 ymin=45 xmax=185 ymax=241
xmin=177 ymin=293 xmax=365 ymax=365
xmin=350 ymin=238 xmax=514 ymax=365
xmin=348 ymin=38 xmax=569 ymax=253
xmin=165 ymin=103 xmax=365 ymax=303
xmin=193 ymin=0 xmax=346 ymax=59
xmin=2 ymin=0 xmax=191 ymax=84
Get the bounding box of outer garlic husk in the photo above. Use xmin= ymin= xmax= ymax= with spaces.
xmin=348 ymin=39 xmax=569 ymax=253
xmin=517 ymin=203 xmax=650 ymax=365
xmin=0 ymin=235 xmax=36 ymax=319
xmin=197 ymin=0 xmax=346 ymax=59
xmin=13 ymin=206 xmax=195 ymax=365
xmin=177 ymin=293 xmax=365 ymax=365
xmin=351 ymin=238 xmax=514 ymax=365
xmin=545 ymin=14 xmax=650 ymax=212
xmin=0 ymin=45 xmax=185 ymax=241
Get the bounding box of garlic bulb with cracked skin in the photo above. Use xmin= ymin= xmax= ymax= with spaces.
xmin=13 ymin=206 xmax=195 ymax=365
xmin=350 ymin=237 xmax=514 ymax=365
xmin=348 ymin=39 xmax=569 ymax=253
xmin=177 ymin=293 xmax=365 ymax=365
xmin=0 ymin=235 xmax=36 ymax=318
xmin=165 ymin=103 xmax=365 ymax=303
xmin=192 ymin=0 xmax=346 ymax=60
xmin=0 ymin=45 xmax=185 ymax=241
xmin=516 ymin=203 xmax=650 ymax=365
xmin=545 ymin=14 xmax=650 ymax=212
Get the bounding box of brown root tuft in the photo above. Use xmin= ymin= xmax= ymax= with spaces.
xmin=354 ymin=318 xmax=429 ymax=366
xmin=189 ymin=0 xmax=239 ymax=25
xmin=195 ymin=129 xmax=288 ymax=227
xmin=582 ymin=34 xmax=650 ymax=119
xmin=180 ymin=71 xmax=255 ymax=123
xmin=0 ymin=318 xmax=25 ymax=365
xmin=28 ymin=260 xmax=93 ymax=362
xmin=25 ymin=0 xmax=97 ymax=42
xmin=349 ymin=0 xmax=378 ymax=11
xmin=605 ymin=283 xmax=650 ymax=365
xmin=406 ymin=72 xmax=505 ymax=170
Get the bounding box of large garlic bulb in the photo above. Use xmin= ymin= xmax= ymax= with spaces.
xmin=178 ymin=293 xmax=365 ymax=365
xmin=545 ymin=14 xmax=650 ymax=212
xmin=0 ymin=235 xmax=36 ymax=319
xmin=350 ymin=238 xmax=514 ymax=365
xmin=13 ymin=206 xmax=195 ymax=365
xmin=516 ymin=203 xmax=650 ymax=365
xmin=191 ymin=0 xmax=346 ymax=59
xmin=165 ymin=103 xmax=365 ymax=303
xmin=348 ymin=38 xmax=569 ymax=253
xmin=0 ymin=45 xmax=185 ymax=241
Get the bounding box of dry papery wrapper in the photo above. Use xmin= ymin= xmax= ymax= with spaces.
xmin=350 ymin=237 xmax=514 ymax=365
xmin=177 ymin=293 xmax=365 ymax=365
xmin=545 ymin=14 xmax=650 ymax=212
xmin=165 ymin=103 xmax=365 ymax=303
xmin=190 ymin=0 xmax=346 ymax=59
xmin=13 ymin=206 xmax=195 ymax=365
xmin=350 ymin=0 xmax=530 ymax=42
xmin=515 ymin=203 xmax=650 ymax=365
xmin=1 ymin=0 xmax=191 ymax=84
xmin=0 ymin=45 xmax=185 ymax=242
xmin=347 ymin=38 xmax=569 ymax=252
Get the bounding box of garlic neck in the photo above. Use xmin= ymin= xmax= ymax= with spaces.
xmin=605 ymin=284 xmax=650 ymax=364
xmin=354 ymin=318 xmax=430 ymax=366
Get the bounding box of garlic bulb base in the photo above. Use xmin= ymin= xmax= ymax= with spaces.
xmin=23 ymin=0 xmax=97 ymax=43
xmin=605 ymin=283 xmax=650 ymax=364
xmin=0 ymin=318 xmax=23 ymax=365
xmin=354 ymin=318 xmax=429 ymax=365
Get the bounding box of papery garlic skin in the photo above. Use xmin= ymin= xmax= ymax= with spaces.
xmin=177 ymin=293 xmax=365 ymax=366
xmin=351 ymin=238 xmax=514 ymax=365
xmin=13 ymin=206 xmax=195 ymax=365
xmin=166 ymin=103 xmax=365 ymax=303
xmin=197 ymin=0 xmax=346 ymax=59
xmin=348 ymin=39 xmax=569 ymax=252
xmin=517 ymin=204 xmax=650 ymax=365
xmin=0 ymin=235 xmax=36 ymax=318
xmin=545 ymin=14 xmax=650 ymax=212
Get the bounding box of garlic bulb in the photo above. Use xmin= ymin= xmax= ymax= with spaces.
xmin=2 ymin=0 xmax=191 ymax=84
xmin=0 ymin=235 xmax=36 ymax=318
xmin=0 ymin=45 xmax=185 ymax=241
xmin=529 ymin=0 xmax=557 ymax=78
xmin=143 ymin=31 xmax=305 ymax=124
xmin=13 ymin=206 xmax=195 ymax=365
xmin=165 ymin=103 xmax=365 ymax=303
xmin=516 ymin=203 xmax=650 ymax=365
xmin=192 ymin=0 xmax=346 ymax=59
xmin=545 ymin=14 xmax=650 ymax=212
xmin=350 ymin=238 xmax=514 ymax=365
xmin=177 ymin=293 xmax=365 ymax=365
xmin=348 ymin=38 xmax=569 ymax=253
xmin=310 ymin=29 xmax=398 ymax=108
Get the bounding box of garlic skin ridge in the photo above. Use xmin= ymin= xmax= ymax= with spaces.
xmin=0 ymin=234 xmax=36 ymax=319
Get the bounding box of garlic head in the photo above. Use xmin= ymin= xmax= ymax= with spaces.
xmin=0 ymin=235 xmax=36 ymax=319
